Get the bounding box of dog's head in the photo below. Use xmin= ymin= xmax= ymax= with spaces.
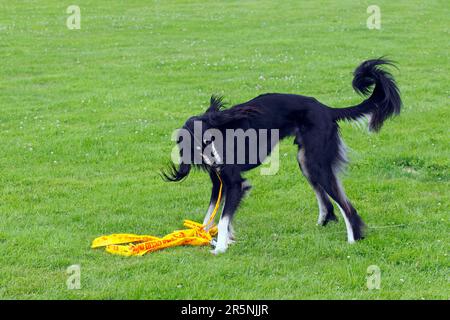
xmin=160 ymin=96 xmax=224 ymax=182
xmin=161 ymin=95 xmax=261 ymax=182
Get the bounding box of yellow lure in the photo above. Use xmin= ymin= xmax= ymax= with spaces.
xmin=91 ymin=173 xmax=223 ymax=256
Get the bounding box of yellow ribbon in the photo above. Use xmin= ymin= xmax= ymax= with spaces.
xmin=91 ymin=172 xmax=223 ymax=256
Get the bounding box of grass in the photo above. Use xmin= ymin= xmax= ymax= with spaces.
xmin=0 ymin=0 xmax=448 ymax=299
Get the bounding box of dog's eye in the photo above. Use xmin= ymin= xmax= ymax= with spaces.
xmin=203 ymin=136 xmax=215 ymax=144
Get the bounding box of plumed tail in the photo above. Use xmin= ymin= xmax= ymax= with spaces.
xmin=332 ymin=58 xmax=402 ymax=132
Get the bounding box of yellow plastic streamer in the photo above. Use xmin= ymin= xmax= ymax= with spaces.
xmin=91 ymin=173 xmax=223 ymax=256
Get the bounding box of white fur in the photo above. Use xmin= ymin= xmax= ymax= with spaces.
xmin=297 ymin=148 xmax=309 ymax=178
xmin=211 ymin=142 xmax=222 ymax=163
xmin=332 ymin=137 xmax=348 ymax=175
xmin=202 ymin=203 xmax=215 ymax=228
xmin=332 ymin=174 xmax=355 ymax=243
xmin=337 ymin=204 xmax=355 ymax=243
xmin=204 ymin=196 xmax=226 ymax=231
xmin=211 ymin=215 xmax=230 ymax=255
xmin=241 ymin=180 xmax=251 ymax=191
xmin=201 ymin=153 xmax=213 ymax=166
xmin=315 ymin=189 xmax=328 ymax=225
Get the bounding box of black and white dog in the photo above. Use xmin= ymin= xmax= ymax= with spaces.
xmin=162 ymin=59 xmax=401 ymax=254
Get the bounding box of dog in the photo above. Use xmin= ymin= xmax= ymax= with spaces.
xmin=162 ymin=58 xmax=402 ymax=254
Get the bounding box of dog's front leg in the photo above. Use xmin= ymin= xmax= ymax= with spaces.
xmin=211 ymin=181 xmax=243 ymax=255
xmin=203 ymin=171 xmax=223 ymax=230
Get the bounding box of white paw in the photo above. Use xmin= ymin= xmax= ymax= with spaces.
xmin=210 ymin=246 xmax=227 ymax=255
xmin=317 ymin=213 xmax=327 ymax=225
xmin=210 ymin=238 xmax=217 ymax=247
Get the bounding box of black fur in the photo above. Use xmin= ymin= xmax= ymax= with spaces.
xmin=162 ymin=58 xmax=402 ymax=248
xmin=333 ymin=58 xmax=402 ymax=132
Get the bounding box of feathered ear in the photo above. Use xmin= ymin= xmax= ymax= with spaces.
xmin=205 ymin=95 xmax=225 ymax=113
xmin=160 ymin=163 xmax=191 ymax=182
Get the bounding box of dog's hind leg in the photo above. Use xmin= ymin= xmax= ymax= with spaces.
xmin=298 ymin=128 xmax=365 ymax=242
xmin=313 ymin=186 xmax=337 ymax=226
xmin=319 ymin=173 xmax=365 ymax=243
xmin=297 ymin=147 xmax=337 ymax=226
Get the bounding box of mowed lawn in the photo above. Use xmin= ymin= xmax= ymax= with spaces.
xmin=0 ymin=0 xmax=448 ymax=299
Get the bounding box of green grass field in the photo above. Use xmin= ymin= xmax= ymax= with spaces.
xmin=0 ymin=0 xmax=448 ymax=299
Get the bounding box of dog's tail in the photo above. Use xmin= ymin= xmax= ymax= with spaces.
xmin=332 ymin=58 xmax=402 ymax=132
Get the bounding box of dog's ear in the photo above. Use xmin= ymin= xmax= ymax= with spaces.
xmin=205 ymin=95 xmax=225 ymax=113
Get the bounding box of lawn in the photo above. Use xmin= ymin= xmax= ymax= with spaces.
xmin=0 ymin=0 xmax=448 ymax=299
